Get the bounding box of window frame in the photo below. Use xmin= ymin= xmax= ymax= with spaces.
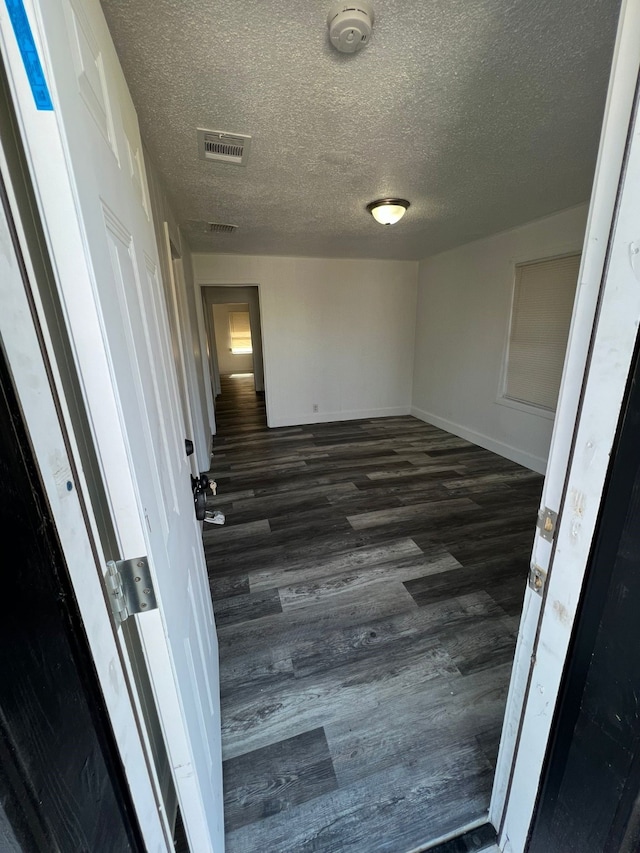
xmin=497 ymin=250 xmax=581 ymax=419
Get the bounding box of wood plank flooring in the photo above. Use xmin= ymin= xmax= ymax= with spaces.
xmin=204 ymin=374 xmax=543 ymax=853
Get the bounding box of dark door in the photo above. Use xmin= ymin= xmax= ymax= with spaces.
xmin=0 ymin=343 xmax=142 ymax=851
xmin=528 ymin=334 xmax=640 ymax=852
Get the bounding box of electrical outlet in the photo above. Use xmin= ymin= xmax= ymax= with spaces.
xmin=312 ymin=403 xmax=319 ymax=413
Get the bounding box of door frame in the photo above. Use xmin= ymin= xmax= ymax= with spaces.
xmin=527 ymin=331 xmax=640 ymax=850
xmin=0 ymin=54 xmax=170 ymax=853
xmin=3 ymin=0 xmax=640 ymax=851
xmin=0 ymin=268 xmax=145 ymax=853
xmin=162 ymin=225 xmax=213 ymax=473
xmin=199 ymin=283 xmax=268 ymax=420
xmin=493 ymin=2 xmax=640 ymax=848
xmin=202 ymin=290 xmax=222 ymax=400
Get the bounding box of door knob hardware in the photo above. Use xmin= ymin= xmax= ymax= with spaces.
xmin=191 ymin=472 xmax=214 ymax=521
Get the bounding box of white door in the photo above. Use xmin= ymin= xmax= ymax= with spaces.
xmin=491 ymin=1 xmax=640 ymax=849
xmin=0 ymin=96 xmax=169 ymax=853
xmin=0 ymin=1 xmax=223 ymax=850
xmin=162 ymin=224 xmax=205 ymax=471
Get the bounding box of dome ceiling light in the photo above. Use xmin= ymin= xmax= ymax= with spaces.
xmin=366 ymin=198 xmax=410 ymax=225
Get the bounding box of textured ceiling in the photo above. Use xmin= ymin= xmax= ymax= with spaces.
xmin=100 ymin=0 xmax=621 ymax=260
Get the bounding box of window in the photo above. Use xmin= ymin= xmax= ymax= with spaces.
xmin=229 ymin=311 xmax=252 ymax=354
xmin=502 ymin=253 xmax=580 ymax=412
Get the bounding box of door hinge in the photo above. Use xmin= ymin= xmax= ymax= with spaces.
xmin=536 ymin=506 xmax=558 ymax=542
xmin=106 ymin=557 xmax=158 ymax=623
xmin=528 ymin=564 xmax=547 ymax=596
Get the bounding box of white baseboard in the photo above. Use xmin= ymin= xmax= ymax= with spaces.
xmin=268 ymin=405 xmax=412 ymax=429
xmin=410 ymin=406 xmax=547 ymax=474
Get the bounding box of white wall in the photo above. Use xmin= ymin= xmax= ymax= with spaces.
xmin=192 ymin=254 xmax=418 ymax=428
xmin=212 ymin=302 xmax=254 ymax=374
xmin=411 ymin=204 xmax=589 ymax=473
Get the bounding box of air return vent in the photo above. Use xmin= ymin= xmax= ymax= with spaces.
xmin=208 ymin=222 xmax=237 ymax=234
xmin=186 ymin=219 xmax=238 ymax=235
xmin=197 ymin=128 xmax=251 ymax=166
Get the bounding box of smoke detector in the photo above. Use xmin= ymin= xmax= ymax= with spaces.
xmin=327 ymin=2 xmax=374 ymax=54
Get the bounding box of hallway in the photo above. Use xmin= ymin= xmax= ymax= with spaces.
xmin=213 ymin=373 xmax=267 ymax=437
xmin=204 ymin=374 xmax=543 ymax=852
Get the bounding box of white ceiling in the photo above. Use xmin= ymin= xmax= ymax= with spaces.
xmin=100 ymin=0 xmax=621 ymax=260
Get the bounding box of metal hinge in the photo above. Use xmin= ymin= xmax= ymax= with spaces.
xmin=528 ymin=564 xmax=547 ymax=596
xmin=536 ymin=506 xmax=558 ymax=542
xmin=106 ymin=556 xmax=158 ymax=623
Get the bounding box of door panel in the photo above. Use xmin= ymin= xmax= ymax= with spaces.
xmin=0 ymin=45 xmax=170 ymax=849
xmin=0 ymin=0 xmax=224 ymax=848
xmin=102 ymin=206 xmax=172 ymax=543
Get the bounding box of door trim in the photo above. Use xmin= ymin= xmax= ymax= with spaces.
xmin=493 ymin=1 xmax=640 ymax=847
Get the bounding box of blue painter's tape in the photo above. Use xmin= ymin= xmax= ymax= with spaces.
xmin=4 ymin=0 xmax=53 ymax=110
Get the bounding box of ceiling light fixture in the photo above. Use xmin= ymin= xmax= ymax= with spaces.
xmin=367 ymin=198 xmax=410 ymax=225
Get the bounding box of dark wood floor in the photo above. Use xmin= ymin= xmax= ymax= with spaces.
xmin=204 ymin=374 xmax=543 ymax=853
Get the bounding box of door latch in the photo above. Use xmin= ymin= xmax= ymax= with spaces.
xmin=536 ymin=506 xmax=558 ymax=542
xmin=528 ymin=564 xmax=547 ymax=596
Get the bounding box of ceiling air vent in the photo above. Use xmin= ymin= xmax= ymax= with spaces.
xmin=197 ymin=128 xmax=251 ymax=166
xmin=208 ymin=222 xmax=237 ymax=234
xmin=186 ymin=219 xmax=238 ymax=235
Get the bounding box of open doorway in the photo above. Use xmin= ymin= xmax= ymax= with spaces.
xmin=201 ymin=285 xmax=267 ymax=435
xmin=1 ymin=0 xmax=636 ymax=849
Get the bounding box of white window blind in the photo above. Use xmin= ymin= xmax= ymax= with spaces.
xmin=229 ymin=311 xmax=252 ymax=354
xmin=504 ymin=254 xmax=580 ymax=411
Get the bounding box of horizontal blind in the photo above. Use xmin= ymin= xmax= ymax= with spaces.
xmin=505 ymin=254 xmax=580 ymax=411
xmin=229 ymin=311 xmax=252 ymax=353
